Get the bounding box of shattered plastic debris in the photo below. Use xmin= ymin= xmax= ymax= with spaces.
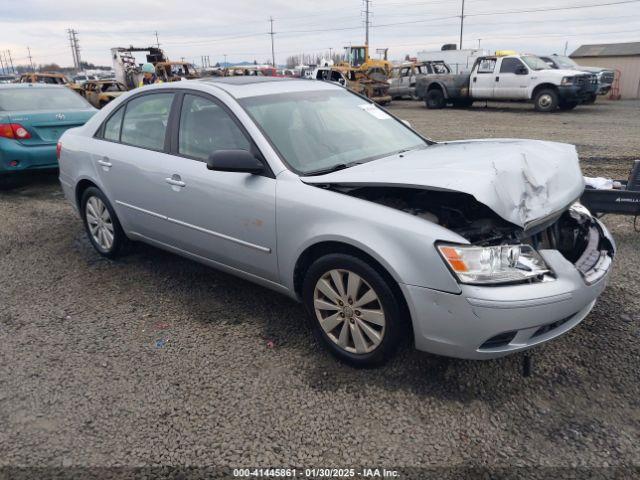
xmin=266 ymin=340 xmax=276 ymax=349
xmin=155 ymin=339 xmax=167 ymax=348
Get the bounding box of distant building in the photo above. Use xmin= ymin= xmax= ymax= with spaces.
xmin=570 ymin=42 xmax=640 ymax=99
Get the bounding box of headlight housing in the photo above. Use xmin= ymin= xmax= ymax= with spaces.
xmin=437 ymin=244 xmax=551 ymax=285
xmin=561 ymin=76 xmax=575 ymax=85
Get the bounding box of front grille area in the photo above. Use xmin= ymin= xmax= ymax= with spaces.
xmin=479 ymin=330 xmax=517 ymax=349
xmin=531 ymin=315 xmax=574 ymax=339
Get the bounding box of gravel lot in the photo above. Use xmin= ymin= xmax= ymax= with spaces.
xmin=1 ymin=99 xmax=639 ymax=475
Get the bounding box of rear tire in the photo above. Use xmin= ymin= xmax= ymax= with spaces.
xmin=534 ymin=88 xmax=559 ymax=112
xmin=81 ymin=186 xmax=128 ymax=259
xmin=425 ymin=88 xmax=446 ymax=109
xmin=302 ymin=253 xmax=406 ymax=367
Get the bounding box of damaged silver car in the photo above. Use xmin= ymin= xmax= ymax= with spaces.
xmin=58 ymin=77 xmax=615 ymax=367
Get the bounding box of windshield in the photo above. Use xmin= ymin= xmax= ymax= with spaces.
xmin=240 ymin=89 xmax=427 ymax=175
xmin=0 ymin=88 xmax=92 ymax=111
xmin=521 ymin=56 xmax=551 ymax=71
xmin=552 ymin=56 xmax=578 ymax=69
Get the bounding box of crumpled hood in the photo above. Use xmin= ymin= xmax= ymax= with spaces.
xmin=302 ymin=139 xmax=585 ymax=229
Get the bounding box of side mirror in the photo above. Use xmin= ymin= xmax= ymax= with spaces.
xmin=402 ymin=119 xmax=412 ymax=128
xmin=516 ymin=66 xmax=528 ymax=75
xmin=206 ymin=150 xmax=265 ymax=174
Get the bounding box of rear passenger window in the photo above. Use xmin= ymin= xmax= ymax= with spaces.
xmin=477 ymin=59 xmax=496 ymax=73
xmin=103 ymin=107 xmax=124 ymax=142
xmin=120 ymin=93 xmax=173 ymax=151
xmin=178 ymin=94 xmax=250 ymax=161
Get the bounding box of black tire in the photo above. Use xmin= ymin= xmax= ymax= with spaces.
xmin=583 ymin=93 xmax=597 ymax=105
xmin=80 ymin=186 xmax=128 ymax=259
xmin=425 ymin=88 xmax=446 ymax=109
xmin=302 ymin=253 xmax=406 ymax=367
xmin=533 ymin=88 xmax=559 ymax=112
xmin=559 ymin=101 xmax=579 ymax=111
xmin=0 ymin=175 xmax=21 ymax=191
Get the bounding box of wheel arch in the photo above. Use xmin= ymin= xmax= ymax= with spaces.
xmin=292 ymin=240 xmax=412 ymax=332
xmin=531 ymin=83 xmax=558 ymax=99
xmin=426 ymin=81 xmax=448 ymax=98
xmin=75 ymin=178 xmax=100 ymax=210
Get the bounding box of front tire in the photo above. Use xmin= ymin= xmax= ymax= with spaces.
xmin=425 ymin=88 xmax=446 ymax=109
xmin=534 ymin=88 xmax=559 ymax=112
xmin=302 ymin=254 xmax=405 ymax=367
xmin=81 ymin=186 xmax=127 ymax=258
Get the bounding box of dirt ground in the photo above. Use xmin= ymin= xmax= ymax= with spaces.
xmin=1 ymin=98 xmax=639 ymax=476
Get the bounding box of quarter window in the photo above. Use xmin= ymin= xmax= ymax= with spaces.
xmin=103 ymin=107 xmax=124 ymax=142
xmin=178 ymin=94 xmax=250 ymax=161
xmin=500 ymin=58 xmax=526 ymax=74
xmin=120 ymin=93 xmax=173 ymax=151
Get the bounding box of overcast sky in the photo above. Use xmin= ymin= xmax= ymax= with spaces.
xmin=1 ymin=0 xmax=639 ymax=68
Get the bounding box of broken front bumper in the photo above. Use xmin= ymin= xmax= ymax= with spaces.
xmin=401 ymin=218 xmax=615 ymax=360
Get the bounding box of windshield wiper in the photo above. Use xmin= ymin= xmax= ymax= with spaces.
xmin=306 ymin=161 xmax=363 ymax=176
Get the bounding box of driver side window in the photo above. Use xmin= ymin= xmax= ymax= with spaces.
xmin=178 ymin=94 xmax=250 ymax=161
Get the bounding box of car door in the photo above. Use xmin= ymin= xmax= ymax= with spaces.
xmin=470 ymin=57 xmax=497 ymax=99
xmin=160 ymin=92 xmax=278 ymax=281
xmin=494 ymin=57 xmax=530 ymax=99
xmin=399 ymin=67 xmax=412 ymax=97
xmin=92 ymin=91 xmax=182 ymax=245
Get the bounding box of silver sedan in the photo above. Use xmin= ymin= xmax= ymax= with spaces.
xmin=58 ymin=77 xmax=615 ymax=366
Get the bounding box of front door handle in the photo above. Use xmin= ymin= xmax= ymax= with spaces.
xmin=495 ymin=76 xmax=500 ymax=82
xmin=97 ymin=157 xmax=112 ymax=170
xmin=165 ymin=175 xmax=186 ymax=188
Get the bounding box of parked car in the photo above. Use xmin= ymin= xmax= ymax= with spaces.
xmin=81 ymin=79 xmax=127 ymax=108
xmin=539 ymin=54 xmax=615 ymax=103
xmin=0 ymin=84 xmax=95 ymax=186
xmin=18 ymin=72 xmax=83 ymax=94
xmin=58 ymin=78 xmax=615 ymax=366
xmin=388 ymin=61 xmax=451 ymax=100
xmin=415 ymin=53 xmax=598 ymax=112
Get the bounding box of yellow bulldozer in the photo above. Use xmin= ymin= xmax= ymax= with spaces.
xmin=336 ymin=45 xmax=393 ymax=105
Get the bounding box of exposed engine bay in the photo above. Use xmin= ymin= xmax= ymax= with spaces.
xmin=329 ymin=185 xmax=615 ymax=280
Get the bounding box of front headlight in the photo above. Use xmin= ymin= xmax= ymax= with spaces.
xmin=437 ymin=244 xmax=550 ymax=285
xmin=561 ymin=76 xmax=575 ymax=85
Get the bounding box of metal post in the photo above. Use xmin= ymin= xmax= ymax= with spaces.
xmin=459 ymin=0 xmax=465 ymax=50
xmin=155 ymin=31 xmax=161 ymax=49
xmin=269 ymin=17 xmax=276 ymax=67
xmin=364 ymin=0 xmax=370 ymax=46
xmin=27 ymin=47 xmax=35 ymax=72
xmin=7 ymin=50 xmax=15 ymax=74
xmin=0 ymin=54 xmax=5 ymax=75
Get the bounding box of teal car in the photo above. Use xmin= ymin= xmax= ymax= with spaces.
xmin=0 ymin=84 xmax=96 ymax=184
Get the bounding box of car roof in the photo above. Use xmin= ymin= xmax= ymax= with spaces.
xmin=0 ymin=83 xmax=68 ymax=90
xmin=195 ymin=76 xmax=339 ymax=99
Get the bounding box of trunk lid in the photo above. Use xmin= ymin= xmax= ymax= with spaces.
xmin=302 ymin=139 xmax=585 ymax=229
xmin=6 ymin=109 xmax=95 ymax=146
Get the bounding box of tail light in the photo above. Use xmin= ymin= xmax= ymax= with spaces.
xmin=56 ymin=141 xmax=62 ymax=160
xmin=0 ymin=123 xmax=32 ymax=140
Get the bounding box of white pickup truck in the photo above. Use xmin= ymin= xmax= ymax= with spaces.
xmin=415 ymin=53 xmax=598 ymax=112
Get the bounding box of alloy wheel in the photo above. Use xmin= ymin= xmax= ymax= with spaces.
xmin=85 ymin=196 xmax=114 ymax=251
xmin=313 ymin=269 xmax=386 ymax=354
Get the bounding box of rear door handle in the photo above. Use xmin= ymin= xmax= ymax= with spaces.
xmin=97 ymin=157 xmax=112 ymax=169
xmin=495 ymin=76 xmax=500 ymax=82
xmin=165 ymin=176 xmax=186 ymax=188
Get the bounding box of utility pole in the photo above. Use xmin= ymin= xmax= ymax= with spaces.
xmin=363 ymin=0 xmax=371 ymax=46
xmin=72 ymin=30 xmax=82 ymax=69
xmin=155 ymin=31 xmax=161 ymax=49
xmin=563 ymin=41 xmax=568 ymax=55
xmin=0 ymin=54 xmax=4 ymax=75
xmin=459 ymin=0 xmax=465 ymax=50
xmin=269 ymin=16 xmax=276 ymax=67
xmin=27 ymin=47 xmax=34 ymax=72
xmin=224 ymin=54 xmax=227 ymax=66
xmin=67 ymin=28 xmax=81 ymax=69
